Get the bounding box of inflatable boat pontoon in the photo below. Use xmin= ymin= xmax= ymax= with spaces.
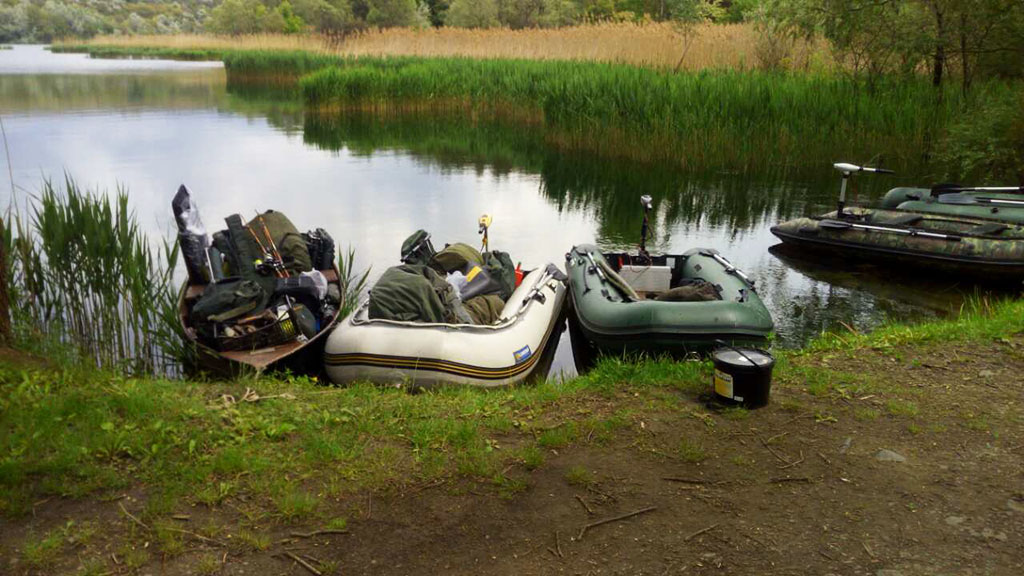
xmin=566 ymin=244 xmax=774 ymax=364
xmin=879 ymin=186 xmax=1024 ymax=224
xmin=324 ymin=266 xmax=567 ymax=388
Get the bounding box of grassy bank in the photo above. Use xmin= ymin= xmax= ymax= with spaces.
xmin=53 ymin=22 xmax=824 ymax=72
xmin=3 ymin=295 xmax=1022 ymax=520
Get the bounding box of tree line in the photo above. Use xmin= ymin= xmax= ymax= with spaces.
xmin=0 ymin=0 xmax=758 ymax=42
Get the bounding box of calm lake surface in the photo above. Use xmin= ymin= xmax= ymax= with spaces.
xmin=0 ymin=45 xmax=985 ymax=376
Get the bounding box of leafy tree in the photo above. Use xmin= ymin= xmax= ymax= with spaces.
xmin=423 ymin=0 xmax=450 ymax=26
xmin=206 ymin=0 xmax=268 ymax=34
xmin=447 ymin=0 xmax=499 ymax=27
xmin=277 ymin=0 xmax=306 ymax=32
xmin=764 ymin=0 xmax=1024 ymax=87
xmin=537 ymin=0 xmax=580 ymax=26
xmin=666 ymin=0 xmax=703 ymax=71
xmin=939 ymin=92 xmax=1024 ymax=184
xmin=365 ymin=0 xmax=423 ymax=27
xmin=291 ymin=0 xmax=355 ymax=33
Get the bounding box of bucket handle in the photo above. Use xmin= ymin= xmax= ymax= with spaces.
xmin=713 ymin=338 xmax=762 ymax=368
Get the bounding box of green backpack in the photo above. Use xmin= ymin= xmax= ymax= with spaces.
xmin=192 ymin=278 xmax=270 ymax=324
xmin=245 ymin=211 xmax=312 ymax=275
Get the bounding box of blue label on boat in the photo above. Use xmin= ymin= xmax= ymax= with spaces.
xmin=514 ymin=345 xmax=532 ymax=364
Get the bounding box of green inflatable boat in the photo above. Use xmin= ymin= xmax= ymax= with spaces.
xmin=879 ymin=186 xmax=1024 ymax=223
xmin=566 ymin=244 xmax=774 ymax=361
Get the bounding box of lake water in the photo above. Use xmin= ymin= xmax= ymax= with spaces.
xmin=0 ymin=45 xmax=985 ymax=377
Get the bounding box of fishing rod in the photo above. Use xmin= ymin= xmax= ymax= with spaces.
xmin=246 ymin=225 xmax=286 ymax=278
xmin=833 ymin=162 xmax=895 ymax=217
xmin=254 ymin=213 xmax=290 ymax=278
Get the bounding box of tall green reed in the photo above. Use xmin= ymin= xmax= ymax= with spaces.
xmin=338 ymin=245 xmax=369 ymax=319
xmin=4 ymin=177 xmax=181 ymax=374
xmin=297 ymin=57 xmax=1019 ymax=172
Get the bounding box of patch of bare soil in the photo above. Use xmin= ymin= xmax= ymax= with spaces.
xmin=3 ymin=339 xmax=1023 ymax=575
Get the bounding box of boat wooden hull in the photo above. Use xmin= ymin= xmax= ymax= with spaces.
xmin=179 ymin=267 xmax=343 ymax=377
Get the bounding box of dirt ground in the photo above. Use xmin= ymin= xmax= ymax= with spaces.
xmin=3 ymin=337 xmax=1023 ymax=576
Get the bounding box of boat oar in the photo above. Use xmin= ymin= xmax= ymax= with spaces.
xmin=933 ymin=185 xmax=1024 ymax=195
xmin=937 ymin=193 xmax=1024 ymax=207
xmin=584 ymin=251 xmax=607 ymax=282
xmin=818 ymin=219 xmax=962 ymax=241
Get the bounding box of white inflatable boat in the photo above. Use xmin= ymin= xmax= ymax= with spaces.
xmin=324 ymin=266 xmax=568 ymax=388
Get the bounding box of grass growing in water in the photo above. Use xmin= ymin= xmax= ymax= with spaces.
xmin=48 ymin=44 xmax=224 ymax=61
xmin=298 ymin=57 xmax=1015 ymax=171
xmin=4 ymin=178 xmax=181 ymax=373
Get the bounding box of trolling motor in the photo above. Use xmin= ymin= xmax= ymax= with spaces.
xmin=638 ymin=195 xmax=653 ymax=263
xmin=833 ymin=162 xmax=894 ymax=218
xmin=478 ymin=213 xmax=492 ymax=252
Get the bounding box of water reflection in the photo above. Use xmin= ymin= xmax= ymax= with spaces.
xmin=0 ymin=46 xmax=1000 ymax=361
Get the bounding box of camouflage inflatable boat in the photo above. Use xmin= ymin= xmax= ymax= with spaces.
xmin=770 ymin=207 xmax=1024 ymax=281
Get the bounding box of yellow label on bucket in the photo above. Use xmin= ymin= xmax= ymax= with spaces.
xmin=714 ymin=369 xmax=734 ymax=399
xmin=466 ymin=266 xmax=482 ymax=282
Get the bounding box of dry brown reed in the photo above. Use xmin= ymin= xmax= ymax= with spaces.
xmin=74 ymin=22 xmax=826 ymax=71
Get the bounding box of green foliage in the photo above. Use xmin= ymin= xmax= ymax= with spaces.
xmin=298 ymin=56 xmax=996 ymax=172
xmin=4 ymin=178 xmax=181 ymax=374
xmin=366 ymin=0 xmax=424 ymax=27
xmin=564 ymin=465 xmax=594 ymax=486
xmin=446 ymin=0 xmax=499 ymax=28
xmin=0 ymin=0 xmax=205 ymax=43
xmin=22 ymin=528 xmax=65 ymax=567
xmin=677 ymin=437 xmax=707 ymax=462
xmin=938 ymin=91 xmax=1024 ymax=184
xmin=764 ymin=0 xmax=1024 ymax=85
xmin=207 ymin=0 xmax=270 ymax=35
xmin=338 ymin=245 xmax=370 ymax=318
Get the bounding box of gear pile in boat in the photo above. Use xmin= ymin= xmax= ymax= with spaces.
xmin=367 ymin=229 xmax=520 ymax=326
xmin=173 ymin=185 xmax=340 ymax=352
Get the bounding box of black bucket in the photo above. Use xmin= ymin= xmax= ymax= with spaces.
xmin=711 ymin=346 xmax=775 ymax=408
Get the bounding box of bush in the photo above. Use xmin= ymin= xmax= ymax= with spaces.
xmin=446 ymin=0 xmax=499 ymax=28
xmin=365 ymin=0 xmax=423 ymax=27
xmin=938 ymin=91 xmax=1024 ymax=184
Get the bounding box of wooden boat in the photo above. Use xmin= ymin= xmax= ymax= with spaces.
xmin=324 ymin=266 xmax=567 ymax=388
xmin=566 ymin=244 xmax=774 ymax=364
xmin=179 ymin=266 xmax=342 ymax=377
xmin=770 ymin=207 xmax=1024 ymax=282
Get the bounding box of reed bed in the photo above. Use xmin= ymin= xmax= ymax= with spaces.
xmin=4 ymin=178 xmax=181 ymax=374
xmin=298 ymin=57 xmax=1001 ymax=171
xmin=48 ymin=45 xmax=224 ymax=61
xmin=60 ymin=22 xmax=825 ymax=72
